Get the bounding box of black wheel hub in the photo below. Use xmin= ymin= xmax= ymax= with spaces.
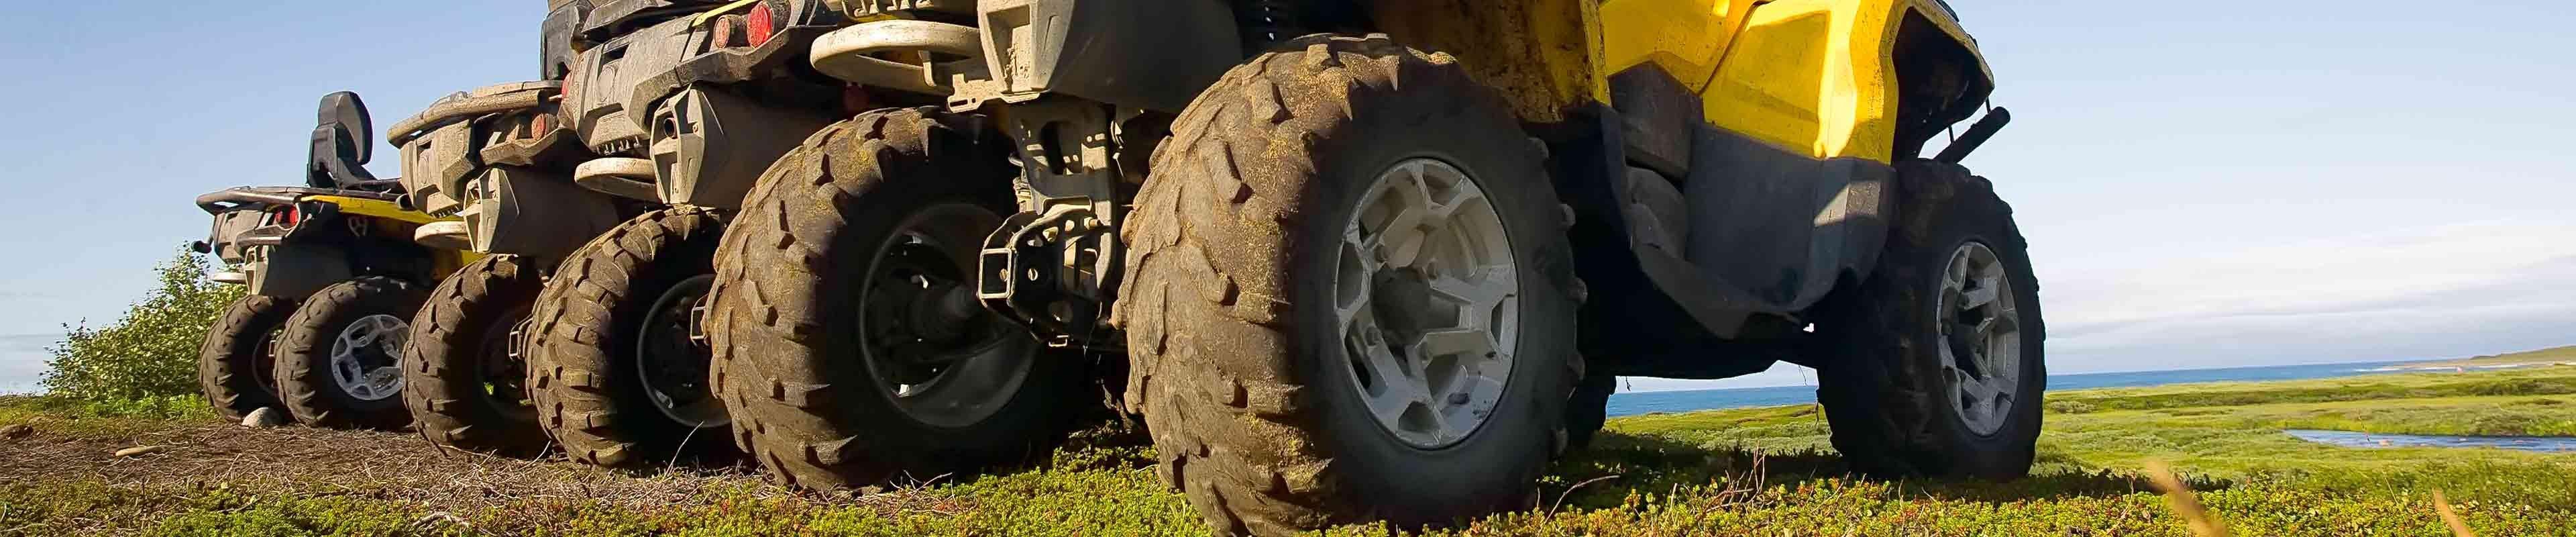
xmin=480 ymin=310 xmax=536 ymax=417
xmin=637 ymin=275 xmax=725 ymax=427
xmin=864 ymin=242 xmax=993 ymax=385
xmin=853 ymin=202 xmax=1039 ymax=429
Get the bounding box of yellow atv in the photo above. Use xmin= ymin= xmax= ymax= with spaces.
xmin=704 ymin=1 xmax=2036 ymax=534
xmin=194 ymin=92 xmax=476 ymax=431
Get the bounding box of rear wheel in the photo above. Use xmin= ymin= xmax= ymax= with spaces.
xmin=1564 ymin=372 xmax=1616 ymax=450
xmin=1121 ymin=35 xmax=1581 ymax=534
xmin=709 ymin=108 xmax=1079 ymax=488
xmin=527 ymin=207 xmax=733 ymax=467
xmin=199 ymin=295 xmax=295 ymax=421
xmin=1812 ymin=159 xmax=2046 ymax=480
xmin=405 ymin=255 xmax=548 ymax=455
xmin=275 ymin=277 xmax=426 ymax=430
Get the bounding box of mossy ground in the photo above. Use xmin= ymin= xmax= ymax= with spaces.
xmin=3 ymin=367 xmax=2571 ymax=536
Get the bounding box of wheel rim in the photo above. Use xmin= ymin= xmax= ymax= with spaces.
xmin=1938 ymin=241 xmax=2024 ymax=436
xmin=480 ymin=308 xmax=535 ymax=419
xmin=1333 ymin=157 xmax=1521 ymax=450
xmin=856 ymin=203 xmax=1036 ymax=429
xmin=637 ymin=275 xmax=729 ymax=428
xmin=330 ymin=314 xmax=409 ymax=402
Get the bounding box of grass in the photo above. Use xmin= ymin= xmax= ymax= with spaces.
xmin=2405 ymin=344 xmax=2576 ymax=368
xmin=3 ymin=367 xmax=2571 ymax=536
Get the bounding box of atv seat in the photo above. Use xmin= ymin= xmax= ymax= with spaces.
xmin=307 ymin=91 xmax=401 ymax=192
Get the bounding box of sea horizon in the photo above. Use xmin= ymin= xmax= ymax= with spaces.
xmin=1603 ymin=358 xmax=2559 ymax=417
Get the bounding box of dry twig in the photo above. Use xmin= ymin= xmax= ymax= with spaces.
xmin=2143 ymin=461 xmax=2229 ymax=537
xmin=2432 ymin=489 xmax=2477 ymax=537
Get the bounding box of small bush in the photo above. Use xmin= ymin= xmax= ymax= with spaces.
xmin=38 ymin=248 xmax=243 ymax=403
xmin=2467 ymin=378 xmax=2559 ymax=396
xmin=2045 ymin=400 xmax=2098 ymax=414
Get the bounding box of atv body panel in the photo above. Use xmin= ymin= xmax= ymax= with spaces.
xmin=390 ymin=81 xmax=620 ymax=260
xmin=561 ymin=0 xmax=845 ymax=210
xmin=195 ymin=187 xmax=467 ymax=299
xmin=833 ymin=0 xmax=2002 ymax=377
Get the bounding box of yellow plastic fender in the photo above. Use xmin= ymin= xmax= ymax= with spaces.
xmin=300 ymin=195 xmax=481 ymax=277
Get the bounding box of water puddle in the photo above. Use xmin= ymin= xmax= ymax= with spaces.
xmin=2286 ymin=430 xmax=2576 ymax=453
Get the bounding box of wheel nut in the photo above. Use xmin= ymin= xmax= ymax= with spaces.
xmin=1448 ymin=393 xmax=1471 ymax=405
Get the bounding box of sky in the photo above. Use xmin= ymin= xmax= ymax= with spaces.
xmin=3 ymin=1 xmax=2573 ymax=393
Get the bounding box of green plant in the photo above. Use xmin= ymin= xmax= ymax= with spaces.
xmin=38 ymin=246 xmax=244 ymax=403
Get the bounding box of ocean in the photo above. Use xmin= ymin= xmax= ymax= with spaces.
xmin=1603 ymin=359 xmax=2472 ymax=417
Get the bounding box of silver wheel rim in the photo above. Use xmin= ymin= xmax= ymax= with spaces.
xmin=1334 ymin=157 xmax=1521 ymax=450
xmin=857 ymin=203 xmax=1036 ymax=429
xmin=637 ymin=275 xmax=729 ymax=428
xmin=330 ymin=314 xmax=409 ymax=402
xmin=1939 ymin=241 xmax=2024 ymax=436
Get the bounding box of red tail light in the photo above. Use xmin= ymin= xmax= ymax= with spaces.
xmin=746 ymin=2 xmax=778 ymax=47
xmin=272 ymin=205 xmax=300 ymax=228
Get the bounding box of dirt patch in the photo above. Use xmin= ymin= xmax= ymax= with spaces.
xmin=0 ymin=419 xmax=780 ymax=512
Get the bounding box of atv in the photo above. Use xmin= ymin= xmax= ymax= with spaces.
xmin=384 ymin=76 xmax=623 ymax=455
xmin=392 ymin=0 xmax=906 ymax=465
xmin=696 ymin=0 xmax=2042 ymax=534
xmin=194 ymin=92 xmax=473 ymax=432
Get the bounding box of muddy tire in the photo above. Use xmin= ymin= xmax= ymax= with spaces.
xmin=404 ymin=255 xmax=549 ymax=455
xmin=1812 ymin=158 xmax=2046 ymax=480
xmin=709 ymin=107 xmax=1081 ymax=488
xmin=274 ymin=277 xmax=426 ymax=430
xmin=199 ymin=295 xmax=296 ymax=421
xmin=1120 ymin=35 xmax=1583 ymax=534
xmin=1564 ymin=372 xmax=1616 ymax=450
xmin=527 ymin=207 xmax=733 ymax=467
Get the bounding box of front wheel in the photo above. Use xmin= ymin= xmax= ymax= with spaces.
xmin=405 ymin=255 xmax=548 ymax=455
xmin=1121 ymin=35 xmax=1582 ymax=535
xmin=708 ymin=107 xmax=1079 ymax=489
xmin=1812 ymin=159 xmax=2046 ymax=480
xmin=199 ymin=295 xmax=296 ymax=421
xmin=526 ymin=207 xmax=734 ymax=467
xmin=274 ymin=277 xmax=427 ymax=430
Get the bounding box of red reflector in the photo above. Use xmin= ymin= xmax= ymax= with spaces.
xmin=746 ymin=2 xmax=778 ymax=47
xmin=274 ymin=206 xmax=299 ymax=228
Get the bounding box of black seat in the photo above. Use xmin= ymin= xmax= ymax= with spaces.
xmin=307 ymin=91 xmax=400 ymax=192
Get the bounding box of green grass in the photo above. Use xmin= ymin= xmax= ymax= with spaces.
xmin=2404 ymin=344 xmax=2576 ymax=368
xmin=2039 ymin=365 xmax=2576 ymax=413
xmin=3 ymin=367 xmax=2571 ymax=536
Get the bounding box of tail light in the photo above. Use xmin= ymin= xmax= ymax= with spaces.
xmin=746 ymin=1 xmax=779 ymax=47
xmin=271 ymin=205 xmax=301 ymax=228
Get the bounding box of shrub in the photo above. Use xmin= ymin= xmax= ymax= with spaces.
xmin=38 ymin=247 xmax=244 ymax=402
xmin=2045 ymin=400 xmax=2098 ymax=414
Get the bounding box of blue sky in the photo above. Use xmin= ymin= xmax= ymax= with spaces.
xmin=3 ymin=1 xmax=2573 ymax=393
